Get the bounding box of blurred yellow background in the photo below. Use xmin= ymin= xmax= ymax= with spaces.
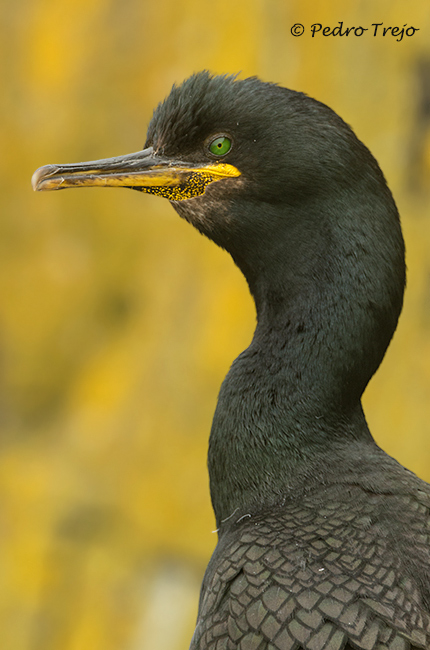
xmin=2 ymin=0 xmax=430 ymax=648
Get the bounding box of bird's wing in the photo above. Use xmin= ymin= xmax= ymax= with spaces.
xmin=190 ymin=485 xmax=430 ymax=650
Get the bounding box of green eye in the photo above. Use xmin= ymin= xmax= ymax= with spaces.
xmin=209 ymin=136 xmax=232 ymax=156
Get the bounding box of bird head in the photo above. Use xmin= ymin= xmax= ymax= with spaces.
xmin=32 ymin=72 xmax=405 ymax=396
xmin=33 ymin=72 xmax=400 ymax=293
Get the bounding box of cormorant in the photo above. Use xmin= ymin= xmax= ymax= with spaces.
xmin=32 ymin=72 xmax=430 ymax=650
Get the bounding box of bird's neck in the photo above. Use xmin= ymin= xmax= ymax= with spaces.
xmin=208 ymin=200 xmax=405 ymax=527
xmin=208 ymin=300 xmax=373 ymax=527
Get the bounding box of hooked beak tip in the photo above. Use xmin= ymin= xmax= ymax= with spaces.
xmin=31 ymin=165 xmax=59 ymax=191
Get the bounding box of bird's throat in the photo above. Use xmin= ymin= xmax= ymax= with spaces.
xmin=207 ymin=233 xmax=404 ymax=527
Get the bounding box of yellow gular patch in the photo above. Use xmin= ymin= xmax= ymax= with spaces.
xmin=138 ymin=164 xmax=241 ymax=201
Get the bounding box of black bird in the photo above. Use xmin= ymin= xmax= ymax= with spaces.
xmin=32 ymin=72 xmax=430 ymax=650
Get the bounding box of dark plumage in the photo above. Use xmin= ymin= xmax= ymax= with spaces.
xmin=33 ymin=72 xmax=430 ymax=650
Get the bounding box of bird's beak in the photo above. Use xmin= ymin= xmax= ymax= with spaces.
xmin=32 ymin=147 xmax=240 ymax=201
